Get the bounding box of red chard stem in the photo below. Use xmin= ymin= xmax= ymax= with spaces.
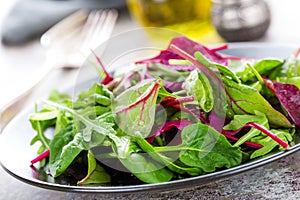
xmin=245 ymin=122 xmax=289 ymax=149
xmin=30 ymin=150 xmax=50 ymax=165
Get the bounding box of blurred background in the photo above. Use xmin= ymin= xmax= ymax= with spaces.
xmin=0 ymin=0 xmax=300 ymax=110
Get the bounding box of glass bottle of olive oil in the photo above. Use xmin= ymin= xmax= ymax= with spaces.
xmin=127 ymin=0 xmax=223 ymax=43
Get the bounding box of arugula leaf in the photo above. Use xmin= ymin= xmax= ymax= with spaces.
xmin=44 ymin=100 xmax=116 ymax=177
xmin=75 ymin=83 xmax=113 ymax=108
xmin=29 ymin=106 xmax=57 ymax=152
xmin=183 ymin=70 xmax=214 ymax=112
xmin=49 ymin=119 xmax=114 ymax=177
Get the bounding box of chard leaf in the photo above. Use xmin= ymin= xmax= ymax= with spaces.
xmin=109 ymin=135 xmax=173 ymax=183
xmin=78 ymin=151 xmax=110 ymax=185
xmin=183 ymin=69 xmax=213 ymax=112
xmin=222 ymin=77 xmax=292 ymax=128
xmin=237 ymin=59 xmax=282 ymax=82
xmin=113 ymin=79 xmax=161 ymax=138
xmin=178 ymin=123 xmax=242 ymax=172
xmin=250 ymin=129 xmax=293 ymax=159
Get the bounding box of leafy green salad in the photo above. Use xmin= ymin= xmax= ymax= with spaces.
xmin=29 ymin=37 xmax=300 ymax=186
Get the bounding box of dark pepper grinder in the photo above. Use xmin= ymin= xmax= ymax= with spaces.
xmin=211 ymin=0 xmax=271 ymax=42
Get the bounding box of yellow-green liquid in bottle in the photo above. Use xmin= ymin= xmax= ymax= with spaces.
xmin=127 ymin=0 xmax=223 ymax=44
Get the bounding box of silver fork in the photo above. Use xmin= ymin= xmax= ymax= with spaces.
xmin=0 ymin=9 xmax=118 ymax=132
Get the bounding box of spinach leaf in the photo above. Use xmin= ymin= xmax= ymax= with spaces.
xmin=269 ymin=55 xmax=300 ymax=79
xmin=109 ymin=134 xmax=173 ymax=183
xmin=49 ymin=120 xmax=113 ymax=177
xmin=237 ymin=59 xmax=282 ymax=82
xmin=78 ymin=151 xmax=110 ymax=185
xmin=136 ymin=137 xmax=203 ymax=176
xmin=48 ymin=124 xmax=79 ymax=177
xmin=182 ymin=69 xmax=214 ymax=112
xmin=178 ymin=123 xmax=242 ymax=172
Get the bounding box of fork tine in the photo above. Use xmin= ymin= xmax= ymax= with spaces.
xmin=94 ymin=9 xmax=118 ymax=48
xmin=80 ymin=9 xmax=118 ymax=55
xmin=61 ymin=9 xmax=118 ymax=68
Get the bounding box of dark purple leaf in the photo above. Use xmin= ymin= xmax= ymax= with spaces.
xmin=168 ymin=36 xmax=228 ymax=65
xmin=209 ymin=111 xmax=226 ymax=132
xmin=160 ymin=96 xmax=195 ymax=107
xmin=135 ymin=50 xmax=183 ymax=65
xmin=264 ymin=78 xmax=300 ymax=127
xmin=159 ymin=96 xmax=208 ymax=124
xmin=147 ymin=119 xmax=194 ymax=143
xmin=164 ymin=81 xmax=183 ymax=92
